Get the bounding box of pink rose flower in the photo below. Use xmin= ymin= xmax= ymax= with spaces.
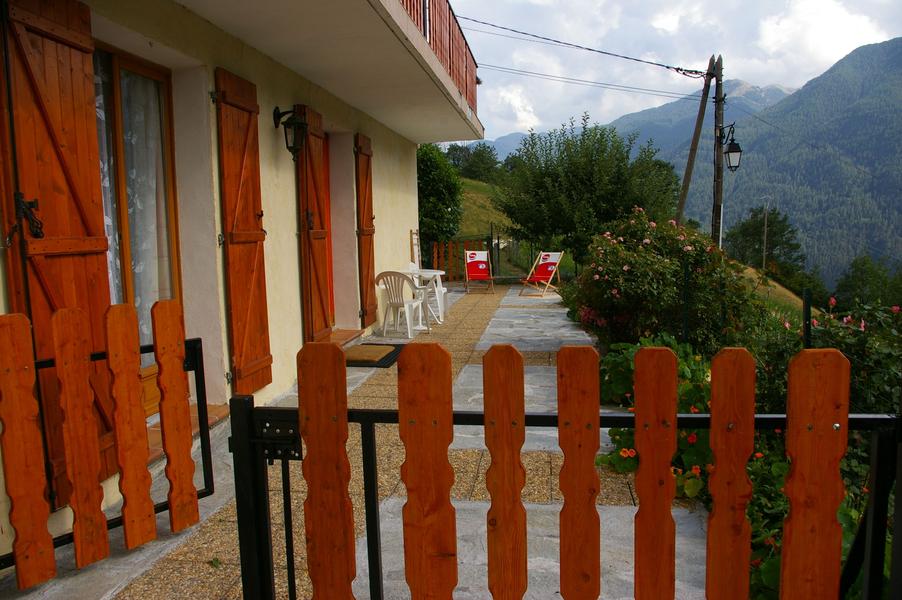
xmin=668 ymin=219 xmax=677 ymax=226
xmin=811 ymin=318 xmax=819 ymax=327
xmin=683 ymin=245 xmax=693 ymax=252
xmin=642 ymin=238 xmax=651 ymax=244
xmin=783 ymin=321 xmax=791 ymax=330
xmin=622 ymin=265 xmax=630 ymax=271
xmin=829 ymin=296 xmax=837 ymax=307
xmin=892 ymin=305 xmax=900 ymax=314
xmin=843 ymin=315 xmax=852 ymax=324
xmin=860 ymin=319 xmax=866 ymax=331
xmin=593 ymin=274 xmax=600 ymax=280
xmin=649 ymin=222 xmax=657 ymax=228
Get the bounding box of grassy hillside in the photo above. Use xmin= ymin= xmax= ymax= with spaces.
xmin=458 ymin=178 xmax=509 ymax=237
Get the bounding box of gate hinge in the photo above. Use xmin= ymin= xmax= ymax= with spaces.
xmin=14 ymin=192 xmax=43 ymax=239
xmin=225 ymin=371 xmax=233 ymax=384
xmin=218 ymin=233 xmax=224 ymax=247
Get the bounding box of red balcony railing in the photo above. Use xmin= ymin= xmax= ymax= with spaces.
xmin=400 ymin=0 xmax=478 ymax=114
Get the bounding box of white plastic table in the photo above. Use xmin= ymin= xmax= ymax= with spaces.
xmin=405 ymin=268 xmax=446 ymax=325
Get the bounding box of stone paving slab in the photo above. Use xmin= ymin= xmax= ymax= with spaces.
xmin=450 ymin=365 xmax=614 ymax=452
xmin=475 ymin=293 xmax=593 ymax=352
xmin=352 ymin=499 xmax=707 ymax=599
xmin=500 ymin=285 xmax=565 ymax=307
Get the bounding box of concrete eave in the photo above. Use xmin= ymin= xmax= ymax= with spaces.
xmin=175 ymin=0 xmax=483 ymax=143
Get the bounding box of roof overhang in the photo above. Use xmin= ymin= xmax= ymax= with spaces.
xmin=174 ymin=0 xmax=483 ymax=143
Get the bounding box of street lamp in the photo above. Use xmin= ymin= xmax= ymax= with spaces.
xmin=722 ymin=123 xmax=743 ymax=172
xmin=273 ymin=106 xmax=304 ymax=160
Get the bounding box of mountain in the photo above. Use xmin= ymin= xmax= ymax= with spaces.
xmin=608 ymin=80 xmax=795 ymax=156
xmin=467 ymin=132 xmax=527 ymax=160
xmin=669 ymin=38 xmax=902 ymax=286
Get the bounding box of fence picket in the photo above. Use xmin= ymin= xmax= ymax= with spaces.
xmin=706 ymin=348 xmax=755 ymax=598
xmin=557 ymin=346 xmax=601 ymax=599
xmin=52 ymin=308 xmax=109 ymax=568
xmin=0 ymin=314 xmax=56 ymax=588
xmin=105 ymin=305 xmax=156 ymax=549
xmin=483 ymin=345 xmax=527 ymax=599
xmin=633 ymin=347 xmax=677 ymax=599
xmin=299 ymin=343 xmax=355 ymax=598
xmin=151 ymin=300 xmax=199 ymax=533
xmin=398 ymin=343 xmax=457 ymax=598
xmin=780 ymin=349 xmax=850 ymax=598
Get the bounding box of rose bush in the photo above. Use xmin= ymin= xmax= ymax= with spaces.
xmin=564 ymin=207 xmax=757 ymax=356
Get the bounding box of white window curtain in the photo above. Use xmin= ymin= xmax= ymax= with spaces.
xmin=120 ymin=70 xmax=173 ymax=362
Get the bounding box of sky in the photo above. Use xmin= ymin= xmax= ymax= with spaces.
xmin=451 ymin=0 xmax=902 ymax=140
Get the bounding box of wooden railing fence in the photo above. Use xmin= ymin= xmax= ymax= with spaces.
xmin=293 ymin=342 xmax=852 ymax=598
xmin=432 ymin=239 xmax=488 ymax=281
xmin=0 ymin=301 xmax=199 ymax=590
xmin=399 ymin=0 xmax=478 ymax=112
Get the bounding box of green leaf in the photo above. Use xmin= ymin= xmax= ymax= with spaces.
xmin=683 ymin=477 xmax=704 ymax=498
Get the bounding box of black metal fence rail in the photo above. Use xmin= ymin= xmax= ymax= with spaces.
xmin=0 ymin=337 xmax=215 ymax=570
xmin=229 ymin=397 xmax=899 ymax=600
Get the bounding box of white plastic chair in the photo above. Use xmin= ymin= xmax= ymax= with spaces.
xmin=376 ymin=271 xmax=428 ymax=338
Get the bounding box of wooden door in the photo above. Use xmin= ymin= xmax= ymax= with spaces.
xmin=354 ymin=134 xmax=377 ymax=328
xmin=0 ymin=0 xmax=117 ymax=506
xmin=296 ymin=106 xmax=332 ymax=343
xmin=214 ymin=68 xmax=273 ymax=394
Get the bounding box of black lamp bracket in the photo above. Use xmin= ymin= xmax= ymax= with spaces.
xmin=273 ymin=106 xmax=294 ymax=129
xmin=718 ymin=122 xmax=737 ymax=143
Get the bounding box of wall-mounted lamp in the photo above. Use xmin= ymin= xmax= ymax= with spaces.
xmin=273 ymin=106 xmax=304 ymax=160
xmin=720 ymin=122 xmax=743 ymax=172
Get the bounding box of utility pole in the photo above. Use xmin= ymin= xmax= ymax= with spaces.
xmin=761 ymin=196 xmax=772 ymax=271
xmin=710 ymin=55 xmax=725 ymax=247
xmin=676 ymin=55 xmax=715 ymax=223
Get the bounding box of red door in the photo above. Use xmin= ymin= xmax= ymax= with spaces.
xmin=214 ymin=68 xmax=273 ymax=394
xmin=297 ymin=106 xmax=333 ymax=342
xmin=0 ymin=0 xmax=117 ymax=506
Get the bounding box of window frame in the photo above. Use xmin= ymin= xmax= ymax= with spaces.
xmin=95 ymin=41 xmax=183 ymax=317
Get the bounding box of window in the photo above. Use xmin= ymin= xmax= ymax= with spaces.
xmin=94 ymin=46 xmax=181 ymax=413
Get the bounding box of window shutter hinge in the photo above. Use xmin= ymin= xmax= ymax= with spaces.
xmin=218 ymin=233 xmax=224 ymax=247
xmin=210 ymin=91 xmax=221 ymax=104
xmin=225 ymin=372 xmax=233 ymax=384
xmin=358 ymin=309 xmax=364 ymax=317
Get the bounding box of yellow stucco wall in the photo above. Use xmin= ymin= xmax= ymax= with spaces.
xmin=0 ymin=0 xmax=420 ymax=555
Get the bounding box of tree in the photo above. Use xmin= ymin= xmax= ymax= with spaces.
xmin=444 ymin=143 xmax=471 ymax=170
xmin=417 ymin=144 xmax=462 ymax=248
xmin=833 ymin=255 xmax=899 ymax=308
xmin=724 ymin=206 xmax=805 ymax=273
xmin=494 ymin=115 xmax=678 ymax=265
xmin=724 ymin=205 xmax=828 ymax=303
xmin=460 ymin=142 xmax=499 ymax=181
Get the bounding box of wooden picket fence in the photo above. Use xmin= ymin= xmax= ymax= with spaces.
xmin=296 ymin=342 xmax=851 ymax=598
xmin=431 ymin=239 xmax=488 ymax=281
xmin=0 ymin=301 xmax=199 ymax=590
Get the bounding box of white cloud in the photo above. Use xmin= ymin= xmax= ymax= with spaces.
xmin=757 ymin=0 xmax=888 ymax=65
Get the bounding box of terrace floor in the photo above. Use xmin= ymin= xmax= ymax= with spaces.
xmin=2 ymin=285 xmax=708 ymax=599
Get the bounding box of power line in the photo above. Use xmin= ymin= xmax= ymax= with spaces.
xmin=480 ymin=64 xmax=702 ymax=101
xmin=458 ymin=15 xmax=708 ymax=78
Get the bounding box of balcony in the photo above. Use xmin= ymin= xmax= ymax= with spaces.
xmin=173 ymin=0 xmax=483 ymax=142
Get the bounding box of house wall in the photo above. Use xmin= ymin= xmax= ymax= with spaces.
xmin=0 ymin=0 xmax=419 ymax=555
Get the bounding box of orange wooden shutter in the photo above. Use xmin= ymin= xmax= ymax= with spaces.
xmin=296 ymin=106 xmax=332 ymax=343
xmin=0 ymin=0 xmax=117 ymax=506
xmin=214 ymin=68 xmax=273 ymax=394
xmin=354 ymin=134 xmax=377 ymax=328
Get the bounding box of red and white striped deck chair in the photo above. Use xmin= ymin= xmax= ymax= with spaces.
xmin=465 ymin=250 xmax=494 ymax=294
xmin=520 ymin=251 xmax=563 ymax=296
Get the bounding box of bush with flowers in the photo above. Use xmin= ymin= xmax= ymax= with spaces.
xmin=565 ymin=207 xmax=757 ymax=356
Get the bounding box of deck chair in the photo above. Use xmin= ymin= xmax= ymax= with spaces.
xmin=465 ymin=250 xmax=494 ymax=294
xmin=375 ymin=271 xmax=429 ymax=338
xmin=520 ymin=251 xmax=563 ymax=297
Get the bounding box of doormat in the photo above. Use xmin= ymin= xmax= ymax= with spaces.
xmin=345 ymin=343 xmax=405 ymax=368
